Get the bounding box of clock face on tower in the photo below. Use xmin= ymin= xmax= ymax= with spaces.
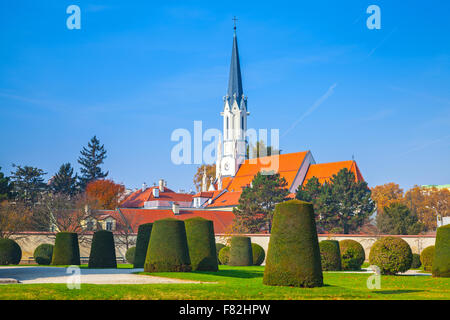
xmin=222 ymin=158 xmax=233 ymax=175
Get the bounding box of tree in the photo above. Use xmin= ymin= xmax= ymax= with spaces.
xmin=78 ymin=136 xmax=108 ymax=190
xmin=371 ymin=183 xmax=404 ymax=215
xmin=246 ymin=140 xmax=280 ymax=159
xmin=233 ymin=172 xmax=289 ymax=233
xmin=193 ymin=164 xmax=215 ymax=192
xmin=296 ymin=168 xmax=375 ymax=234
xmin=0 ymin=167 xmax=12 ymax=202
xmin=85 ymin=179 xmax=125 ymax=210
xmin=10 ymin=164 xmax=47 ymax=207
xmin=49 ymin=163 xmax=78 ymax=196
xmin=0 ymin=201 xmax=32 ymax=238
xmin=376 ymin=202 xmax=423 ymax=235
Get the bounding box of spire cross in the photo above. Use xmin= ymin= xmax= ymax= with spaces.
xmin=232 ymin=16 xmax=238 ymax=30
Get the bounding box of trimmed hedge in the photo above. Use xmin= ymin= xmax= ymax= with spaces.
xmin=420 ymin=246 xmax=435 ymax=272
xmin=216 ymin=243 xmax=226 ymax=265
xmin=339 ymin=239 xmax=365 ymax=271
xmin=134 ymin=223 xmax=153 ymax=268
xmin=51 ymin=232 xmax=80 ymax=265
xmin=88 ymin=230 xmax=117 ymax=268
xmin=319 ymin=240 xmax=341 ymax=271
xmin=126 ymin=246 xmax=136 ymax=264
xmin=218 ymin=246 xmax=230 ymax=265
xmin=229 ymin=236 xmax=253 ymax=266
xmin=144 ymin=218 xmax=191 ymax=272
xmin=33 ymin=244 xmax=54 ymax=265
xmin=432 ymin=224 xmax=450 ymax=277
xmin=252 ymin=243 xmax=265 ymax=266
xmin=185 ymin=217 xmax=218 ymax=271
xmin=369 ymin=236 xmax=413 ymax=275
xmin=0 ymin=238 xmax=22 ymax=265
xmin=263 ymin=200 xmax=323 ymax=288
xmin=411 ymin=253 xmax=421 ymax=269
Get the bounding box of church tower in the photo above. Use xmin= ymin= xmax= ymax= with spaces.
xmin=216 ymin=24 xmax=249 ymax=179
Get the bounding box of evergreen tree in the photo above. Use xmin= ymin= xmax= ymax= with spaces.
xmin=233 ymin=172 xmax=289 ymax=233
xmin=296 ymin=168 xmax=375 ymax=234
xmin=10 ymin=164 xmax=47 ymax=206
xmin=0 ymin=167 xmax=12 ymax=202
xmin=377 ymin=202 xmax=423 ymax=235
xmin=77 ymin=136 xmax=108 ymax=190
xmin=49 ymin=163 xmax=78 ymax=196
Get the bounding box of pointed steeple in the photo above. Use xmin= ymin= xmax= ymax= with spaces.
xmin=227 ymin=27 xmax=243 ymax=105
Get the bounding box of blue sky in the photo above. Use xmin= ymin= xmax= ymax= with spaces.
xmin=0 ymin=0 xmax=449 ymax=192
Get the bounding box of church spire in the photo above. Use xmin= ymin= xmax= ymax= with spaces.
xmin=227 ymin=20 xmax=243 ymax=105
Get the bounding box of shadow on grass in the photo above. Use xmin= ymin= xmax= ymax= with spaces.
xmin=374 ymin=290 xmax=424 ymax=295
xmin=194 ymin=269 xmax=263 ymax=279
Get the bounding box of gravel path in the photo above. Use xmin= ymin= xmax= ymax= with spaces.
xmin=0 ymin=266 xmax=206 ymax=284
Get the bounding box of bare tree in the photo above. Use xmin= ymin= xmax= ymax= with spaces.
xmin=0 ymin=201 xmax=32 ymax=239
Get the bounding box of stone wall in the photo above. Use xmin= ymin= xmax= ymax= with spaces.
xmin=11 ymin=232 xmax=435 ymax=264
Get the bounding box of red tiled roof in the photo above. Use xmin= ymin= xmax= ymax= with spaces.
xmin=193 ymin=191 xmax=215 ymax=198
xmin=120 ymin=186 xmax=193 ymax=208
xmin=206 ymin=191 xmax=242 ymax=208
xmin=303 ymin=160 xmax=364 ymax=185
xmin=114 ymin=208 xmax=235 ymax=234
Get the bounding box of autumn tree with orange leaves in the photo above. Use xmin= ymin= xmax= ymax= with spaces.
xmin=371 ymin=183 xmax=405 ymax=215
xmin=85 ymin=179 xmax=125 ymax=210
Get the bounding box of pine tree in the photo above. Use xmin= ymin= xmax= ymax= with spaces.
xmin=10 ymin=164 xmax=47 ymax=206
xmin=77 ymin=136 xmax=108 ymax=190
xmin=233 ymin=172 xmax=289 ymax=233
xmin=49 ymin=163 xmax=78 ymax=196
xmin=0 ymin=167 xmax=12 ymax=201
xmin=377 ymin=202 xmax=423 ymax=235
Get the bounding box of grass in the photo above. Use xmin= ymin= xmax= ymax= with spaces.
xmin=0 ymin=265 xmax=449 ymax=300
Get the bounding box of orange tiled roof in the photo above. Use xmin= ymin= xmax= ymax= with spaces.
xmin=226 ymin=151 xmax=309 ymax=192
xmin=303 ymin=160 xmax=364 ymax=185
xmin=206 ymin=191 xmax=242 ymax=208
xmin=120 ymin=186 xmax=193 ymax=208
xmin=193 ymin=191 xmax=215 ymax=198
xmin=114 ymin=208 xmax=235 ymax=234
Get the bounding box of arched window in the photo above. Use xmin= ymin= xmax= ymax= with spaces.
xmin=241 ymin=116 xmax=244 ymax=130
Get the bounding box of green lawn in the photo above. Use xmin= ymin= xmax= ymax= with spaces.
xmin=0 ymin=265 xmax=449 ymax=300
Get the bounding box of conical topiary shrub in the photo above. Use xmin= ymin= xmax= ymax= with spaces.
xmin=229 ymin=236 xmax=253 ymax=266
xmin=339 ymin=239 xmax=365 ymax=271
xmin=126 ymin=246 xmax=136 ymax=264
xmin=33 ymin=244 xmax=54 ymax=265
xmin=133 ymin=223 xmax=153 ymax=268
xmin=144 ymin=218 xmax=191 ymax=272
xmin=88 ymin=230 xmax=117 ymax=268
xmin=185 ymin=217 xmax=218 ymax=271
xmin=252 ymin=243 xmax=265 ymax=266
xmin=263 ymin=200 xmax=323 ymax=287
xmin=51 ymin=232 xmax=80 ymax=265
xmin=216 ymin=243 xmax=226 ymax=265
xmin=432 ymin=224 xmax=450 ymax=277
xmin=420 ymin=245 xmax=434 ymax=271
xmin=319 ymin=240 xmax=341 ymax=271
xmin=0 ymin=238 xmax=22 ymax=265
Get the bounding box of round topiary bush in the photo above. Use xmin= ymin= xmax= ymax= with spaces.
xmin=411 ymin=253 xmax=421 ymax=269
xmin=252 ymin=243 xmax=265 ymax=266
xmin=185 ymin=217 xmax=218 ymax=271
xmin=420 ymin=246 xmax=435 ymax=272
xmin=339 ymin=239 xmax=365 ymax=271
xmin=144 ymin=218 xmax=191 ymax=272
xmin=51 ymin=232 xmax=80 ymax=265
xmin=133 ymin=223 xmax=153 ymax=268
xmin=33 ymin=244 xmax=54 ymax=265
xmin=369 ymin=236 xmax=413 ymax=275
xmin=432 ymin=224 xmax=450 ymax=277
xmin=126 ymin=246 xmax=136 ymax=264
xmin=88 ymin=230 xmax=117 ymax=268
xmin=218 ymin=246 xmax=230 ymax=265
xmin=216 ymin=243 xmax=226 ymax=265
xmin=229 ymin=236 xmax=253 ymax=266
xmin=0 ymin=238 xmax=22 ymax=265
xmin=319 ymin=240 xmax=341 ymax=271
xmin=263 ymin=200 xmax=323 ymax=288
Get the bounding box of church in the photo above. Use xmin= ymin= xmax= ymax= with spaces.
xmin=106 ymin=27 xmax=365 ymax=233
